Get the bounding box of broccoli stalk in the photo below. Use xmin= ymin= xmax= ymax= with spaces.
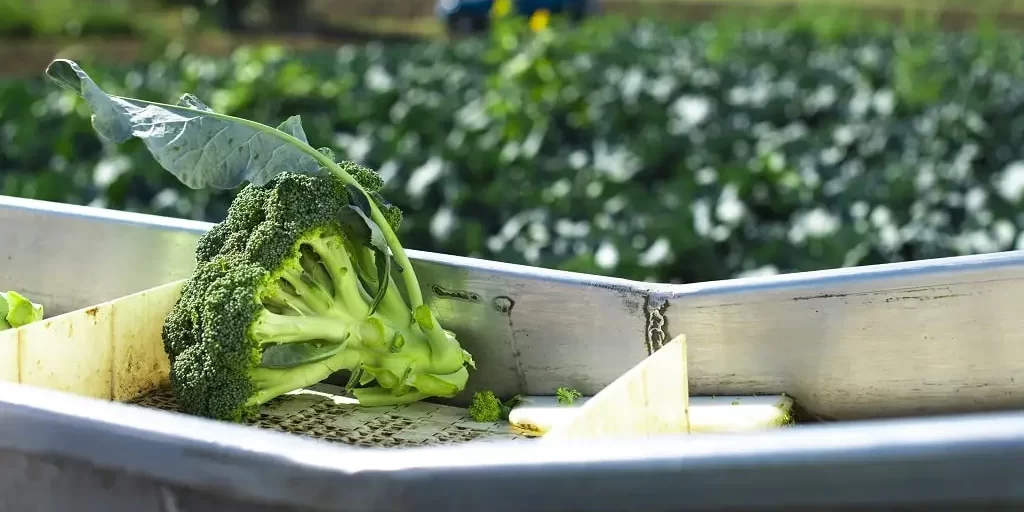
xmin=303 ymin=149 xmax=426 ymax=310
xmin=242 ymin=231 xmax=469 ymax=407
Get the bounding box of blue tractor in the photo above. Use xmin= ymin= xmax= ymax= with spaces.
xmin=436 ymin=0 xmax=600 ymax=33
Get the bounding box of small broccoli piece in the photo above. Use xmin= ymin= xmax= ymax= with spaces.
xmin=468 ymin=391 xmax=526 ymax=422
xmin=0 ymin=291 xmax=44 ymax=331
xmin=163 ymin=170 xmax=475 ymax=422
xmin=468 ymin=391 xmax=502 ymax=422
xmin=556 ymin=387 xmax=581 ymax=405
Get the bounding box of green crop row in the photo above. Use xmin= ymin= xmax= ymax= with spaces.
xmin=4 ymin=14 xmax=1024 ymax=284
xmin=0 ymin=0 xmax=143 ymax=38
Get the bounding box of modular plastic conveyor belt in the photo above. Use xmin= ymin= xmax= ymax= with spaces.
xmin=131 ymin=384 xmax=521 ymax=448
xmin=2 ymin=194 xmax=1024 ymax=512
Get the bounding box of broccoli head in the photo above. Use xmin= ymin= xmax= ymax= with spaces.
xmin=163 ymin=167 xmax=475 ymax=422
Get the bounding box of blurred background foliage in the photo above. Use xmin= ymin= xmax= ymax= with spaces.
xmin=4 ymin=0 xmax=1024 ymax=284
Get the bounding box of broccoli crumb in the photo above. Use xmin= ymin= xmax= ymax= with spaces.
xmin=556 ymin=387 xmax=581 ymax=405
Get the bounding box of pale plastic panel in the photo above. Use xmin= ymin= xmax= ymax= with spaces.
xmin=18 ymin=303 xmax=115 ymax=399
xmin=0 ymin=328 xmax=16 ymax=382
xmin=508 ymin=394 xmax=794 ymax=435
xmin=0 ymin=281 xmax=183 ymax=400
xmin=544 ymin=335 xmax=689 ymax=440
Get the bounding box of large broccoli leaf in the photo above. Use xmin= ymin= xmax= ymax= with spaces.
xmin=45 ymin=59 xmax=322 ymax=190
xmin=47 ymin=58 xmax=427 ymax=309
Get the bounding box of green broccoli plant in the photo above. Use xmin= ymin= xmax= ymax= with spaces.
xmin=0 ymin=291 xmax=44 ymax=331
xmin=556 ymin=386 xmax=581 ymax=405
xmin=468 ymin=390 xmax=525 ymax=422
xmin=47 ymin=59 xmax=476 ymax=422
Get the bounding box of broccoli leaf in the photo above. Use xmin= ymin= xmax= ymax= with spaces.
xmin=48 ymin=58 xmax=431 ymax=312
xmin=0 ymin=295 xmax=9 ymax=331
xmin=260 ymin=341 xmax=348 ymax=369
xmin=45 ymin=59 xmax=322 ymax=190
xmin=1 ymin=292 xmax=43 ymax=327
xmin=340 ymin=184 xmax=392 ymax=316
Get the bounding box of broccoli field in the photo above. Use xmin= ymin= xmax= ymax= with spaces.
xmin=5 ymin=14 xmax=1024 ymax=286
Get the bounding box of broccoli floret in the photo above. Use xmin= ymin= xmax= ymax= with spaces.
xmin=0 ymin=291 xmax=44 ymax=331
xmin=163 ymin=170 xmax=475 ymax=422
xmin=320 ymin=147 xmax=402 ymax=233
xmin=468 ymin=391 xmax=502 ymax=422
xmin=468 ymin=391 xmax=526 ymax=422
xmin=194 ymin=159 xmax=395 ymax=264
xmin=556 ymin=387 xmax=581 ymax=405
